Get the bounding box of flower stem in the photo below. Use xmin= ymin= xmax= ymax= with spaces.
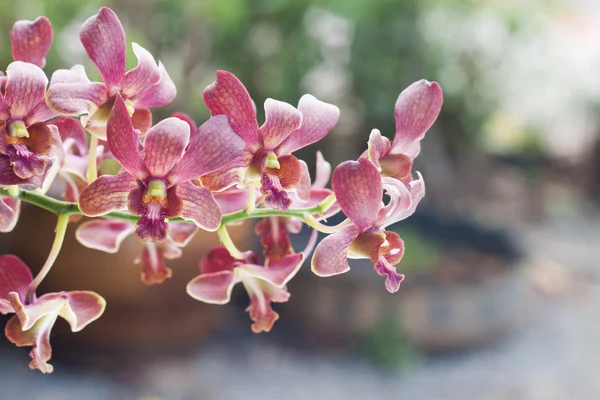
xmin=86 ymin=134 xmax=99 ymax=183
xmin=303 ymin=214 xmax=350 ymax=234
xmin=218 ymin=225 xmax=247 ymax=260
xmin=25 ymin=213 xmax=70 ymax=303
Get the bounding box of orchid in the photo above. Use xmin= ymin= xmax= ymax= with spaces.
xmin=78 ymin=94 xmax=245 ymax=241
xmin=0 ymin=5 xmax=443 ymax=373
xmin=200 ymin=71 xmax=340 ymax=211
xmin=312 ymin=158 xmax=425 ymax=293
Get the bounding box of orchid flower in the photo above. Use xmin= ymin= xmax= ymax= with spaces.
xmin=187 ymin=247 xmax=303 ymax=333
xmin=78 ymin=95 xmax=245 ymax=241
xmin=0 ymin=62 xmax=61 ymax=187
xmin=45 ymin=7 xmax=176 ymax=140
xmin=312 ymin=158 xmax=425 ymax=293
xmin=200 ymin=71 xmax=340 ymax=211
xmin=363 ymin=80 xmax=442 ymax=180
xmin=76 ymin=219 xmax=197 ymax=285
xmin=0 ymin=255 xmax=106 ymax=373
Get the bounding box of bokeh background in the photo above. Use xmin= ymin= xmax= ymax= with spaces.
xmin=1 ymin=0 xmax=600 ymax=398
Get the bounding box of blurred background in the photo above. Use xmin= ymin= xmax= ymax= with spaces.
xmin=1 ymin=0 xmax=600 ymax=398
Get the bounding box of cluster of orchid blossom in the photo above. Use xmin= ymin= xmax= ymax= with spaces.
xmin=0 ymin=7 xmax=443 ymax=373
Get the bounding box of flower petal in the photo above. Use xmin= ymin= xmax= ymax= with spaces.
xmin=276 ymin=94 xmax=340 ymax=155
xmin=379 ymin=153 xmax=412 ymax=180
xmin=332 ymin=158 xmax=382 ymax=231
xmin=0 ymin=197 xmax=21 ymax=233
xmin=172 ymin=111 xmax=197 ymax=134
xmin=52 ymin=116 xmax=88 ymax=154
xmin=121 ymin=43 xmax=161 ymax=98
xmin=293 ymin=160 xmax=311 ymax=203
xmin=240 ymin=253 xmax=304 ymax=287
xmin=313 ymin=150 xmax=331 ymax=189
xmin=107 ymin=95 xmax=147 ymax=178
xmin=78 ymin=171 xmax=138 ymax=216
xmin=200 ymin=167 xmax=244 ymax=192
xmin=261 ymin=173 xmax=292 ymax=211
xmin=75 ymin=219 xmax=134 ymax=253
xmin=176 ymin=181 xmax=222 ymax=231
xmin=255 ymin=217 xmax=295 ymax=261
xmin=170 ymin=114 xmax=245 ymax=183
xmin=187 ymin=270 xmax=236 ymax=305
xmin=136 ymin=242 xmax=173 ymax=285
xmin=366 ymin=129 xmax=391 ymax=171
xmin=245 ymin=281 xmax=289 ymax=333
xmin=214 ymin=187 xmax=250 ymax=214
xmin=49 ymin=65 xmax=90 ymax=85
xmin=260 ymin=99 xmax=302 ymax=150
xmin=377 ymin=173 xmax=424 ymax=228
xmin=200 ymin=247 xmax=236 ymax=274
xmin=5 ymin=313 xmax=56 ymax=373
xmin=0 ymin=156 xmax=36 ymax=185
xmin=11 ymin=17 xmax=53 ymax=68
xmin=167 ymin=221 xmax=198 ymax=247
xmin=391 ymin=80 xmax=443 ymax=158
xmin=203 ymin=70 xmax=259 ymax=148
xmin=374 ymin=256 xmax=405 ymax=293
xmin=45 ymin=81 xmax=108 ymax=120
xmin=25 ymin=102 xmax=58 ymax=126
xmin=143 ymin=117 xmax=190 ymax=177
xmin=131 ymin=61 xmax=177 ymax=108
xmin=55 ymin=290 xmax=106 ymax=332
xmin=131 ymin=107 xmax=153 ymax=134
xmin=311 ymin=224 xmax=360 ymax=277
xmin=80 ymin=7 xmax=126 ymax=92
xmin=4 ymin=61 xmax=47 ymax=119
xmin=0 ymin=255 xmax=32 ymax=312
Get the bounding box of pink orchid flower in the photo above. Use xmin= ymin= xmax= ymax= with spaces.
xmin=0 ymin=62 xmax=60 ymax=187
xmin=187 ymin=247 xmax=303 ymax=333
xmin=200 ymin=71 xmax=340 ymax=211
xmin=0 ymin=255 xmax=106 ymax=373
xmin=46 ymin=7 xmax=176 ymax=139
xmin=78 ymin=95 xmax=245 ymax=241
xmin=76 ymin=219 xmax=197 ymax=285
xmin=312 ymin=158 xmax=425 ymax=293
xmin=363 ymin=80 xmax=443 ymax=180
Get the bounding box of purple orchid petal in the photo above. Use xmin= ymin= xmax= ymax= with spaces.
xmin=25 ymin=102 xmax=58 ymax=126
xmin=172 ymin=112 xmax=197 ymax=134
xmin=293 ymin=160 xmax=311 ymax=203
xmin=366 ymin=129 xmax=391 ymax=171
xmin=78 ymin=171 xmax=138 ymax=216
xmin=260 ymin=99 xmax=302 ymax=150
xmin=107 ymin=95 xmax=147 ymax=178
xmin=377 ymin=173 xmax=425 ymax=228
xmin=121 ymin=43 xmax=162 ymax=99
xmin=276 ymin=94 xmax=340 ymax=156
xmin=129 ymin=184 xmax=182 ymax=242
xmin=332 ymin=158 xmax=382 ymax=231
xmin=45 ymin=81 xmax=108 ymax=119
xmin=167 ymin=221 xmax=198 ymax=247
xmin=311 ymin=224 xmax=360 ymax=277
xmin=241 ymin=253 xmax=304 ymax=287
xmin=0 ymin=197 xmax=21 ymax=233
xmin=255 ymin=217 xmax=295 ymax=260
xmin=4 ymin=61 xmax=47 ymax=119
xmin=75 ymin=219 xmax=134 ymax=253
xmin=51 ymin=116 xmax=88 ymax=154
xmin=176 ymin=181 xmax=222 ymax=231
xmin=245 ymin=278 xmax=290 ymax=333
xmin=391 ymin=80 xmax=443 ymax=158
xmin=214 ymin=187 xmax=250 ymax=214
xmin=203 ymin=70 xmax=260 ymax=149
xmin=5 ymin=314 xmax=55 ymax=373
xmin=136 ymin=242 xmax=174 ymax=285
xmin=11 ymin=17 xmax=53 ymax=68
xmin=200 ymin=247 xmax=237 ymax=274
xmin=0 ymin=255 xmax=33 ymax=313
xmin=143 ymin=117 xmax=190 ymax=177
xmin=261 ymin=173 xmax=292 ymax=211
xmin=313 ymin=151 xmax=331 ymax=189
xmin=80 ymin=7 xmax=126 ymax=92
xmin=0 ymin=156 xmax=35 ymax=185
xmin=131 ymin=61 xmax=176 ymax=108
xmin=374 ymin=256 xmax=405 ymax=293
xmin=200 ymin=167 xmax=244 ymax=192
xmin=187 ymin=270 xmax=236 ymax=304
xmin=169 ymin=114 xmax=245 ymax=183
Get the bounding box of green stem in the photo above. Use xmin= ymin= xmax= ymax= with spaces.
xmin=218 ymin=225 xmax=247 ymax=259
xmin=26 ymin=213 xmax=70 ymax=303
xmin=86 ymin=134 xmax=99 ymax=183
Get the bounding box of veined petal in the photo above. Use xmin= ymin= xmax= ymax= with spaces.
xmin=176 ymin=181 xmax=221 ymax=231
xmin=0 ymin=255 xmax=33 ymax=313
xmin=260 ymin=99 xmax=302 ymax=150
xmin=313 ymin=151 xmax=331 ymax=189
xmin=5 ymin=313 xmax=57 ymax=373
xmin=0 ymin=197 xmax=21 ymax=233
xmin=52 ymin=116 xmax=87 ymax=154
xmin=349 ymin=230 xmax=404 ymax=265
xmin=240 ymin=253 xmax=303 ymax=287
xmin=391 ymin=80 xmax=443 ymax=158
xmin=75 ymin=219 xmax=134 ymax=253
xmin=261 ymin=173 xmax=291 ymax=211
xmin=45 ymin=82 xmax=108 ymax=118
xmin=107 ymin=95 xmax=147 ymax=178
xmin=49 ymin=65 xmax=90 ymax=85
xmin=80 ymin=7 xmax=126 ymax=92
xmin=214 ymin=187 xmax=250 ymax=214
xmin=131 ymin=108 xmax=153 ymax=135
xmin=255 ymin=217 xmax=294 ymax=261
xmin=25 ymin=102 xmax=58 ymax=126
xmin=131 ymin=61 xmax=176 ymax=108
xmin=200 ymin=246 xmax=236 ymax=274
xmin=55 ymin=291 xmax=106 ymax=332
xmin=135 ymin=242 xmax=173 ymax=285
xmin=332 ymin=158 xmax=382 ymax=231
xmin=294 ymin=160 xmax=311 ymax=203
xmin=170 ymin=114 xmax=245 ymax=183
xmin=276 ymin=94 xmax=340 ymax=155
xmin=311 ymin=224 xmax=360 ymax=277
xmin=78 ymin=171 xmax=137 ymax=216
xmin=0 ymin=156 xmax=37 ymax=185
xmin=172 ymin=112 xmax=197 ymax=134
xmin=121 ymin=43 xmax=161 ymax=98
xmin=143 ymin=117 xmax=190 ymax=177
xmin=377 ymin=173 xmax=424 ymax=228
xmin=374 ymin=256 xmax=405 ymax=293
xmin=200 ymin=167 xmax=244 ymax=192
xmin=187 ymin=270 xmax=236 ymax=305
xmin=4 ymin=61 xmax=47 ymax=119
xmin=11 ymin=17 xmax=53 ymax=68
xmin=167 ymin=221 xmax=198 ymax=247
xmin=203 ymin=70 xmax=259 ymax=148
